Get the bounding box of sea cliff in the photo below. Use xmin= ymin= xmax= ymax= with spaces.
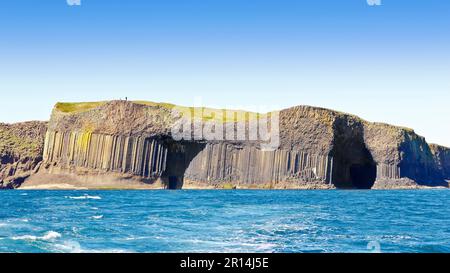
xmin=0 ymin=121 xmax=47 ymax=189
xmin=1 ymin=101 xmax=449 ymax=190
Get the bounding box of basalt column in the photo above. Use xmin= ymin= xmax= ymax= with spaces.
xmin=168 ymin=142 xmax=334 ymax=188
xmin=43 ymin=131 xmax=168 ymax=179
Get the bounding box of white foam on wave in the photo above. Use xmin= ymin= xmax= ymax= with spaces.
xmin=52 ymin=241 xmax=131 ymax=253
xmin=122 ymin=236 xmax=148 ymax=241
xmin=42 ymin=231 xmax=62 ymax=240
xmin=52 ymin=241 xmax=84 ymax=253
xmin=0 ymin=220 xmax=29 ymax=229
xmin=12 ymin=231 xmax=62 ymax=242
xmin=91 ymin=215 xmax=104 ymax=220
xmin=66 ymin=194 xmax=102 ymax=200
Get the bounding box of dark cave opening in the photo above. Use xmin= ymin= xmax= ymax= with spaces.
xmin=162 ymin=141 xmax=206 ymax=190
xmin=332 ymin=151 xmax=377 ymax=189
xmin=331 ymin=119 xmax=377 ymax=189
xmin=168 ymin=176 xmax=179 ymax=190
xmin=349 ymin=163 xmax=377 ymax=189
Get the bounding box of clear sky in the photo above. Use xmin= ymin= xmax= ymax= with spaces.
xmin=0 ymin=0 xmax=449 ymax=146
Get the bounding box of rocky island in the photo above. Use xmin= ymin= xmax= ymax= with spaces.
xmin=1 ymin=100 xmax=449 ymax=190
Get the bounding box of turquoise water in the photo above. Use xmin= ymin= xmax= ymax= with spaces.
xmin=0 ymin=190 xmax=449 ymax=253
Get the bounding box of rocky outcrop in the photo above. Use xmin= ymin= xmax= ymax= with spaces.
xmin=364 ymin=123 xmax=447 ymax=188
xmin=2 ymin=100 xmax=449 ymax=189
xmin=430 ymin=144 xmax=450 ymax=180
xmin=0 ymin=121 xmax=47 ymax=189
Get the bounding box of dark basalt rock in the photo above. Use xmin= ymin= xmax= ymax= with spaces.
xmin=1 ymin=101 xmax=449 ymax=189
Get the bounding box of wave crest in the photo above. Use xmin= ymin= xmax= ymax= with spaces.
xmin=66 ymin=195 xmax=102 ymax=200
xmin=12 ymin=231 xmax=62 ymax=242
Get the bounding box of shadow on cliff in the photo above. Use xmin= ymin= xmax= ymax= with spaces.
xmin=161 ymin=140 xmax=206 ymax=189
xmin=331 ymin=118 xmax=377 ymax=189
xmin=398 ymin=140 xmax=449 ymax=187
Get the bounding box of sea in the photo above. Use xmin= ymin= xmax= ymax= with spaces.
xmin=0 ymin=190 xmax=449 ymax=253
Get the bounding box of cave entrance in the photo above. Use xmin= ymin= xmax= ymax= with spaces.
xmin=349 ymin=163 xmax=377 ymax=189
xmin=332 ymin=154 xmax=377 ymax=189
xmin=163 ymin=141 xmax=207 ymax=190
xmin=331 ymin=118 xmax=377 ymax=189
xmin=168 ymin=176 xmax=179 ymax=190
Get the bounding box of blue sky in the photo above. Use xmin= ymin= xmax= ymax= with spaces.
xmin=0 ymin=0 xmax=449 ymax=146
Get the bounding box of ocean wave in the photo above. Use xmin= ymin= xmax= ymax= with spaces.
xmin=0 ymin=219 xmax=29 ymax=229
xmin=91 ymin=215 xmax=104 ymax=220
xmin=12 ymin=231 xmax=62 ymax=242
xmin=2 ymin=190 xmax=450 ymax=253
xmin=52 ymin=241 xmax=131 ymax=253
xmin=122 ymin=236 xmax=149 ymax=241
xmin=66 ymin=195 xmax=102 ymax=200
xmin=415 ymin=244 xmax=450 ymax=253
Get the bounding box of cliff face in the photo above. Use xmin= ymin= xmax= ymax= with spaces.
xmin=37 ymin=102 xmax=337 ymax=189
xmin=0 ymin=101 xmax=445 ymax=190
xmin=363 ymin=123 xmax=447 ymax=188
xmin=0 ymin=121 xmax=48 ymax=189
xmin=25 ymin=100 xmax=448 ymax=190
xmin=430 ymin=144 xmax=450 ymax=180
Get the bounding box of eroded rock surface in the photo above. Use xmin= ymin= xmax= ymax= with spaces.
xmin=2 ymin=101 xmax=449 ymax=189
xmin=0 ymin=121 xmax=47 ymax=189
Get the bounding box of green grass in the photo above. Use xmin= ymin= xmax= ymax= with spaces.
xmin=54 ymin=100 xmax=271 ymax=123
xmin=55 ymin=102 xmax=107 ymax=113
xmin=134 ymin=101 xmax=267 ymax=122
xmin=132 ymin=100 xmax=177 ymax=109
